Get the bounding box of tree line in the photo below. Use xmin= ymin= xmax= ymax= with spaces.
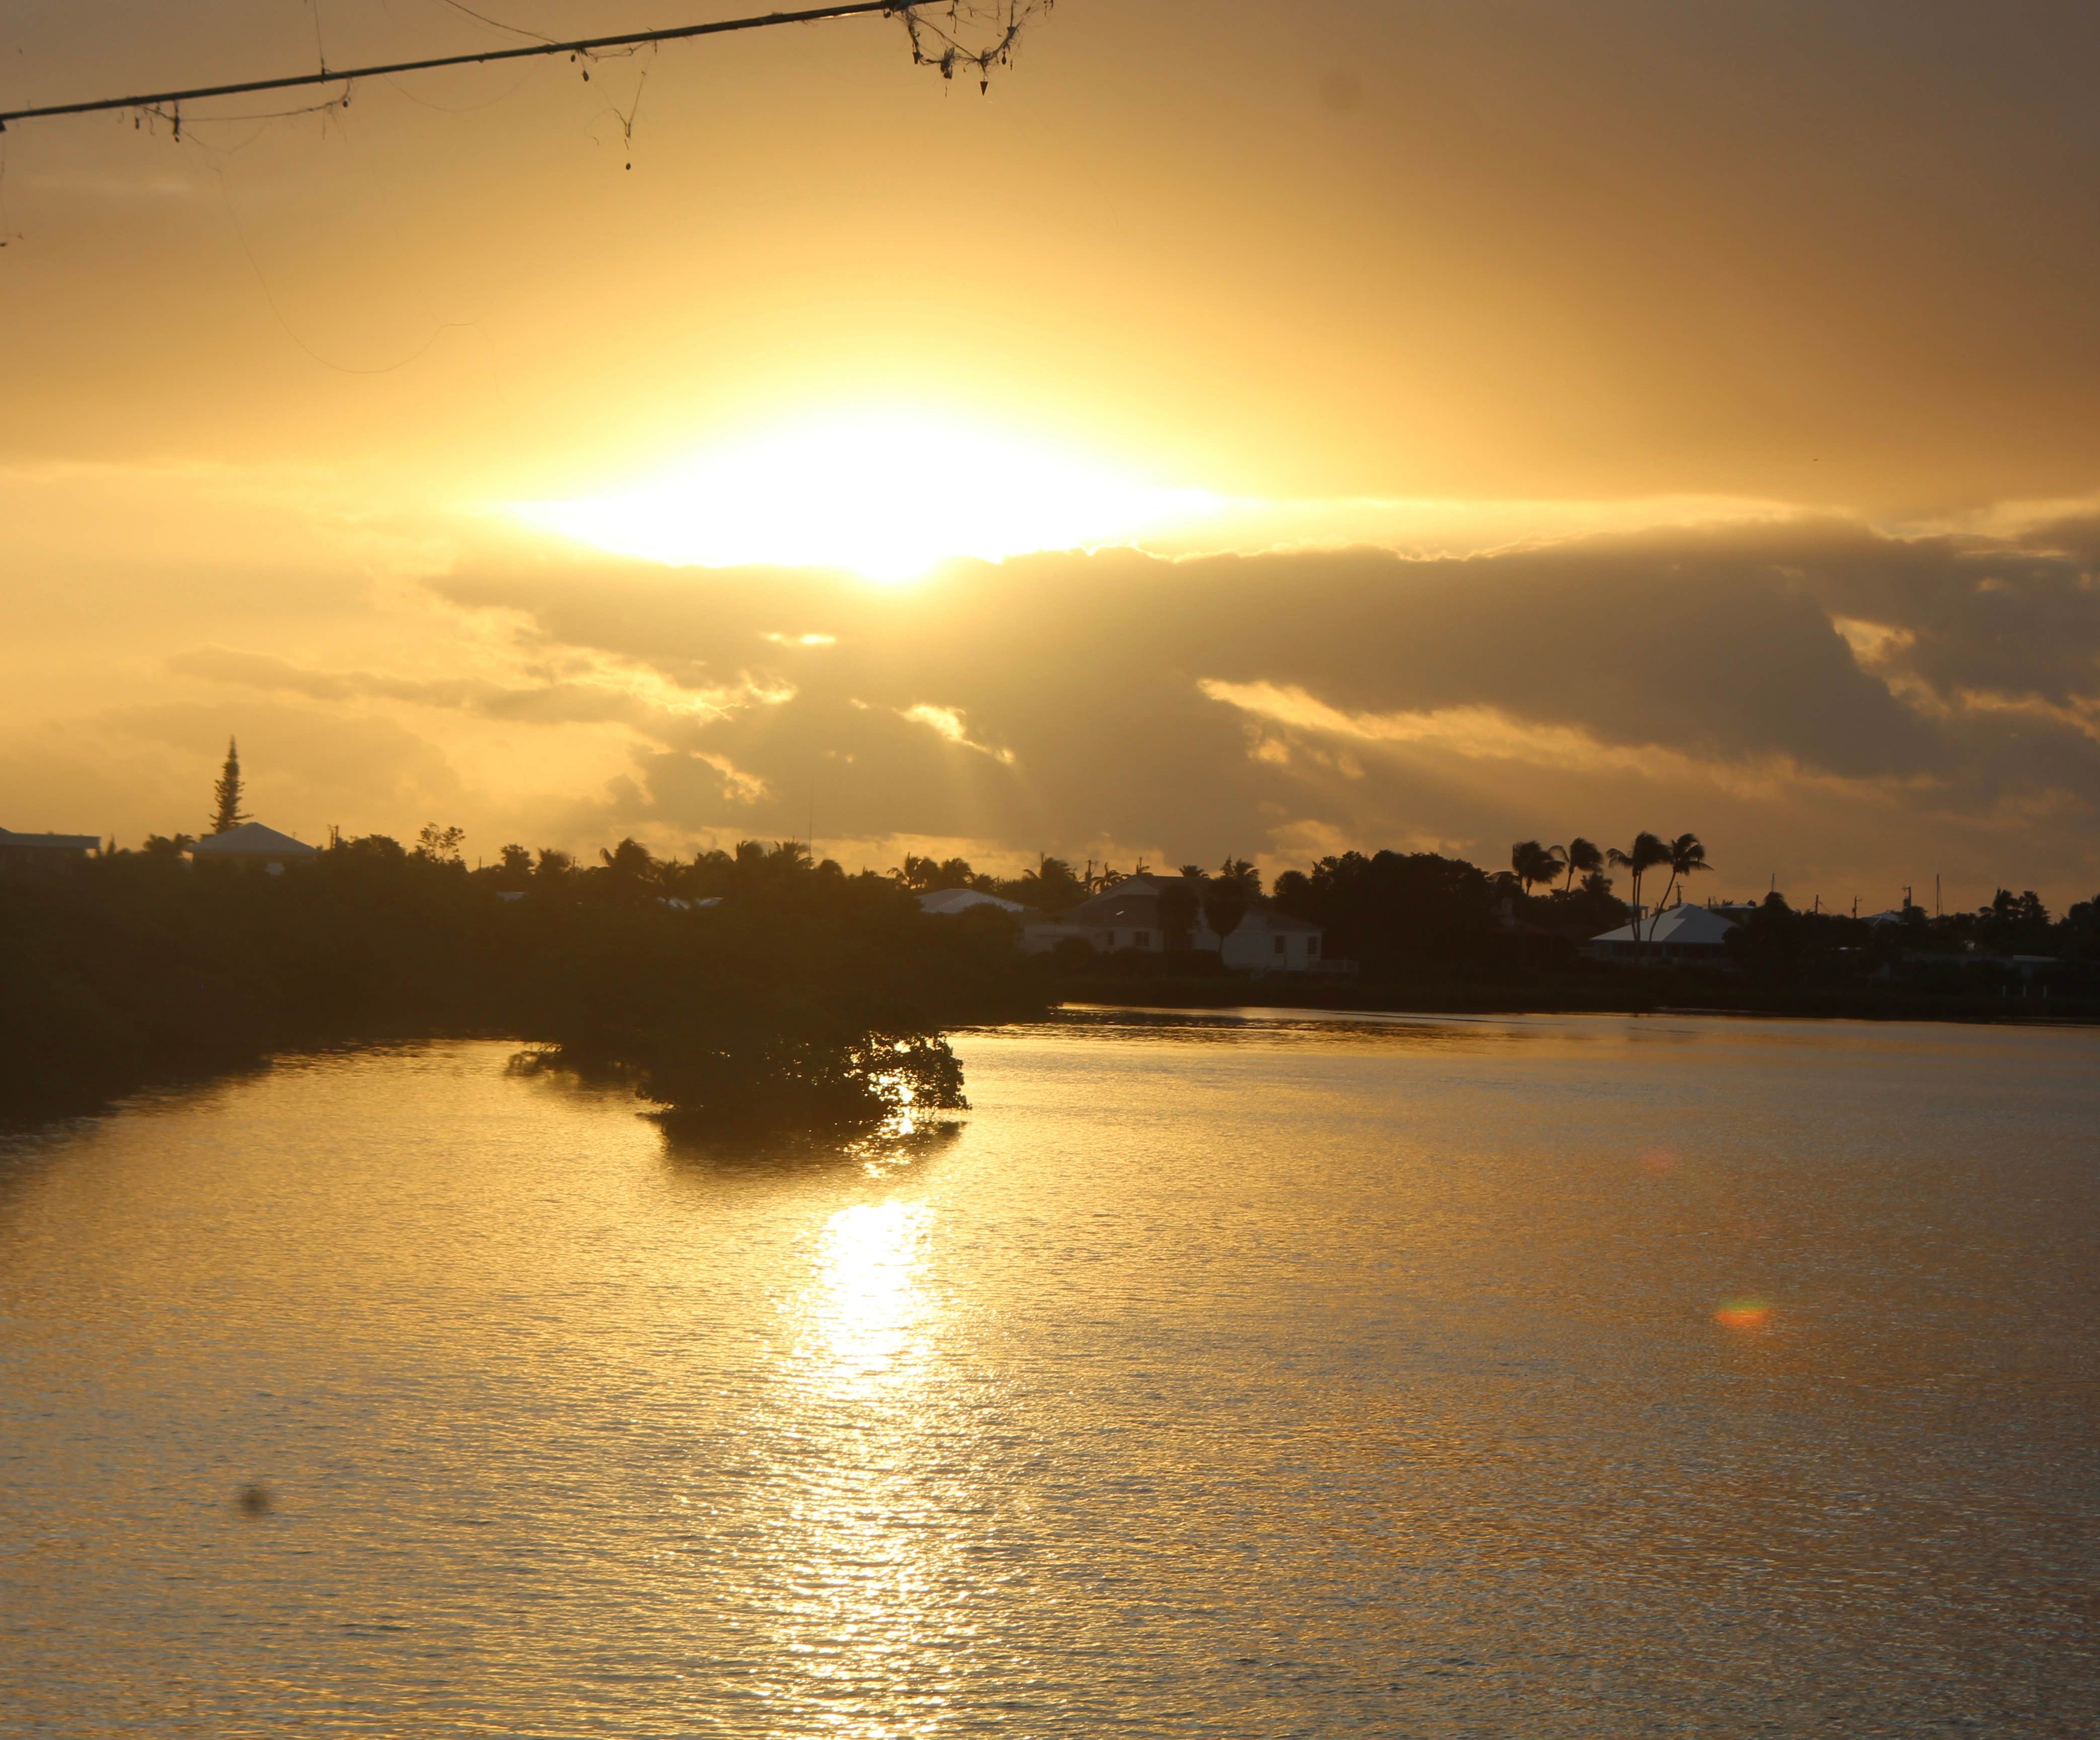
xmin=15 ymin=774 xmax=2099 ymax=1128
xmin=887 ymin=827 xmax=2100 ymax=992
xmin=0 ymin=828 xmax=1045 ymax=1128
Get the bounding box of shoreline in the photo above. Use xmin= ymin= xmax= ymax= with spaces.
xmin=1048 ymin=976 xmax=2100 ymax=1030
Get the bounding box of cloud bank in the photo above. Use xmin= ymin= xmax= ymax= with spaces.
xmin=67 ymin=512 xmax=2080 ymax=910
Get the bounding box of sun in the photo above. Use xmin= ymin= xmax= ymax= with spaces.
xmin=513 ymin=410 xmax=1217 ymax=583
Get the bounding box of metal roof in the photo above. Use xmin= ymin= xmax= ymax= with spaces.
xmin=917 ymin=888 xmax=1025 ymax=915
xmin=1591 ymin=903 xmax=1740 ymax=947
xmin=188 ymin=822 xmax=320 ymax=859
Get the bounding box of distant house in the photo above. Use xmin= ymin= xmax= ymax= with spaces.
xmin=0 ymin=828 xmax=100 ymax=874
xmin=1216 ymin=906 xmax=1328 ymax=973
xmin=1020 ymin=872 xmax=1333 ymax=973
xmin=916 ymin=888 xmax=1026 ymax=917
xmin=1589 ymin=902 xmax=1741 ymax=963
xmin=188 ymin=822 xmax=321 ymax=874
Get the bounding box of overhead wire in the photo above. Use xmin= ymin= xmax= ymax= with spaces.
xmin=0 ymin=4 xmax=909 ymax=129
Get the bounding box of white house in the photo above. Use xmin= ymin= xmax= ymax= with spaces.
xmin=1019 ymin=873 xmax=1332 ymax=973
xmin=1217 ymin=906 xmax=1328 ymax=972
xmin=916 ymin=887 xmax=1026 ymax=917
xmin=188 ymin=822 xmax=321 ymax=873
xmin=1589 ymin=901 xmax=1740 ymax=964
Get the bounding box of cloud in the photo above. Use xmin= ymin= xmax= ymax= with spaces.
xmin=897 ymin=704 xmax=1016 ymax=765
xmin=28 ymin=508 xmax=2096 ymax=904
xmin=406 ymin=520 xmax=2100 ymax=900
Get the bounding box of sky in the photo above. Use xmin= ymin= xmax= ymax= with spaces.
xmin=4 ymin=0 xmax=2099 ymax=910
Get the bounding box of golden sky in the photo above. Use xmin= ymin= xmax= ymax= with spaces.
xmin=4 ymin=1 xmax=2099 ymax=908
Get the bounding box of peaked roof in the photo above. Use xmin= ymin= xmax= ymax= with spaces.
xmin=1592 ymin=903 xmax=1739 ymax=947
xmin=1060 ymin=874 xmax=1204 ymax=924
xmin=189 ymin=821 xmax=320 ymax=859
xmin=917 ymin=887 xmax=1024 ymax=915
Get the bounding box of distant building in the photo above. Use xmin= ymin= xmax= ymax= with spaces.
xmin=1216 ymin=906 xmax=1329 ymax=973
xmin=916 ymin=888 xmax=1026 ymax=917
xmin=1019 ymin=872 xmax=1333 ymax=973
xmin=0 ymin=828 xmax=100 ymax=874
xmin=1589 ymin=902 xmax=1740 ymax=964
xmin=188 ymin=822 xmax=321 ymax=874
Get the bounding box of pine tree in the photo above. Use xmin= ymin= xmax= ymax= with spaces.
xmin=210 ymin=737 xmax=249 ymax=835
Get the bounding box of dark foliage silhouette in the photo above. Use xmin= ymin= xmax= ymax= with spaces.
xmin=209 ymin=738 xmax=248 ymax=836
xmin=0 ymin=835 xmax=1045 ymax=1123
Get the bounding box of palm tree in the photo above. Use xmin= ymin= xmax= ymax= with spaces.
xmin=1157 ymin=877 xmax=1201 ymax=949
xmin=1203 ymin=856 xmax=1261 ymax=940
xmin=1555 ymin=837 xmax=1604 ymax=893
xmin=1510 ymin=840 xmax=1560 ymax=894
xmin=1607 ymin=832 xmax=1672 ymax=950
xmin=1649 ymin=832 xmax=1712 ymax=923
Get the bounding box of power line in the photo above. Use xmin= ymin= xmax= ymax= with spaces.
xmin=0 ymin=4 xmax=910 ymax=130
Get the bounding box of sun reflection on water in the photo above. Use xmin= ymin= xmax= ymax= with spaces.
xmin=798 ymin=1200 xmax=935 ymax=1390
xmin=756 ymin=1197 xmax=965 ymax=1725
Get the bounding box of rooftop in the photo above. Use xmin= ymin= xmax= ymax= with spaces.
xmin=1592 ymin=903 xmax=1741 ymax=948
xmin=0 ymin=829 xmax=100 ymax=852
xmin=189 ymin=822 xmax=320 ymax=860
xmin=917 ymin=888 xmax=1025 ymax=916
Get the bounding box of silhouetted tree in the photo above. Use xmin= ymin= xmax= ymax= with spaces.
xmin=2060 ymin=894 xmax=2100 ymax=963
xmin=600 ymin=837 xmax=657 ymax=880
xmin=209 ymin=738 xmax=248 ymax=835
xmin=1650 ymin=832 xmax=1712 ymax=918
xmin=1269 ymin=849 xmax=1498 ymax=974
xmin=417 ymin=824 xmax=466 ymax=865
xmin=1510 ymin=840 xmax=1560 ymax=893
xmin=1978 ymin=888 xmax=2053 ymax=955
xmin=892 ymin=854 xmax=988 ymax=894
xmin=1607 ymin=832 xmax=1672 ymax=948
xmin=1010 ymin=854 xmax=1084 ymax=909
xmin=1156 ymin=877 xmax=1201 ymax=948
xmin=1202 ymin=857 xmax=1260 ymax=940
xmin=0 ymin=823 xmax=1047 ymax=1121
xmin=1555 ymin=837 xmax=1604 ymax=892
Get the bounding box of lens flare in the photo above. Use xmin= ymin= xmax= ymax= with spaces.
xmin=1714 ymin=1296 xmax=1773 ymax=1329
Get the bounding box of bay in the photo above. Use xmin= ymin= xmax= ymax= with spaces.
xmin=2 ymin=1009 xmax=2095 ymax=1736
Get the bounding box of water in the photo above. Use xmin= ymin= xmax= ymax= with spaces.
xmin=2 ymin=1009 xmax=2096 ymax=1737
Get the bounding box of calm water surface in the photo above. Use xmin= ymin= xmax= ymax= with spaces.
xmin=2 ymin=1009 xmax=2096 ymax=1737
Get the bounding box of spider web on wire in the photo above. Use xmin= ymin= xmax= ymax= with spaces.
xmin=900 ymin=2 xmax=1053 ymax=93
